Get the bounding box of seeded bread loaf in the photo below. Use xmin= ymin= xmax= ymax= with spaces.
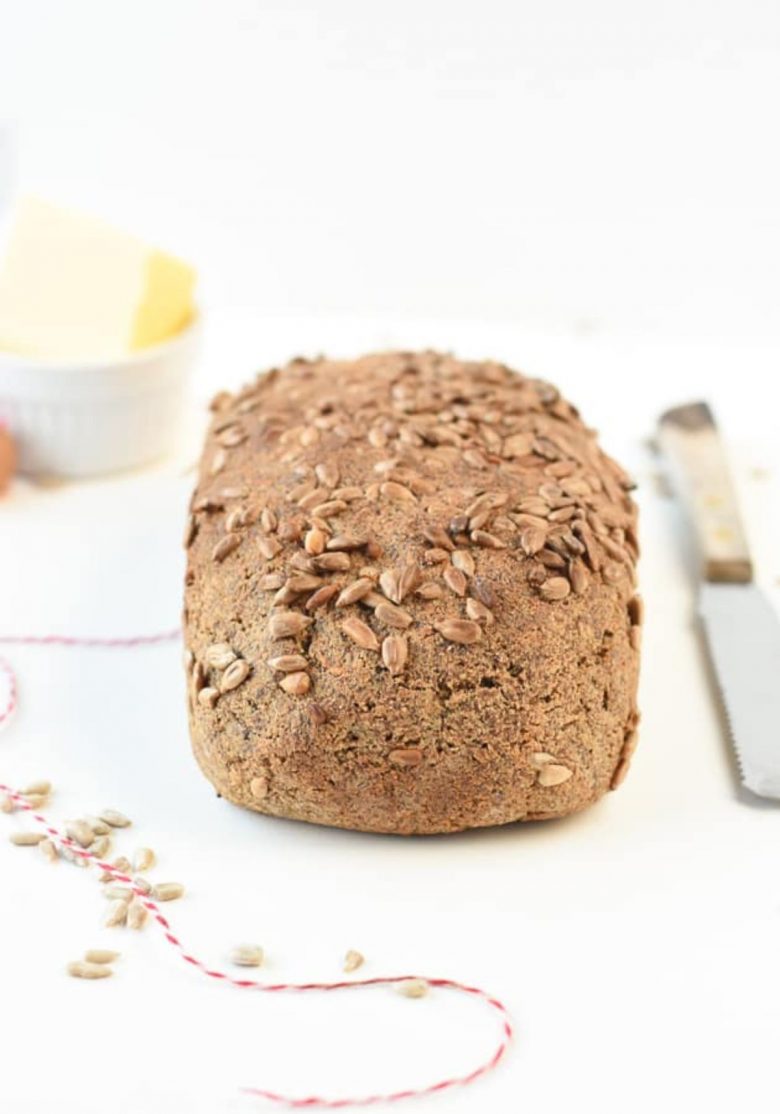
xmin=183 ymin=352 xmax=640 ymax=834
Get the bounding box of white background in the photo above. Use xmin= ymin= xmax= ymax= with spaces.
xmin=1 ymin=4 xmax=780 ymax=1114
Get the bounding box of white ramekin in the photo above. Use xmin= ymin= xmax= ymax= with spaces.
xmin=0 ymin=316 xmax=200 ymax=477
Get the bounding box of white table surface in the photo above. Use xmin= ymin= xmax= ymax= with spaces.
xmin=1 ymin=314 xmax=780 ymax=1114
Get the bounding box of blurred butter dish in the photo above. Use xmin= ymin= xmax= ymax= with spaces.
xmin=0 ymin=197 xmax=199 ymax=477
xmin=0 ymin=319 xmax=200 ymax=477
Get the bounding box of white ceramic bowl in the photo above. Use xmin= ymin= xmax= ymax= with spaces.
xmin=0 ymin=317 xmax=200 ymax=477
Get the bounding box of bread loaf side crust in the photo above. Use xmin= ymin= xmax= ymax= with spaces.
xmin=184 ymin=352 xmax=640 ymax=834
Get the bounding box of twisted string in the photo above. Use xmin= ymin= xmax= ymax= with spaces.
xmin=0 ymin=634 xmax=513 ymax=1107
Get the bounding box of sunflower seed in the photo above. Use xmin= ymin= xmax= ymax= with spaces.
xmin=630 ymin=626 xmax=642 ymax=651
xmin=538 ymin=549 xmax=566 ymax=569
xmin=341 ymin=617 xmax=380 ymax=651
xmin=39 ymin=838 xmax=59 ymax=863
xmin=343 ymin=949 xmax=365 ymax=973
xmin=310 ymin=500 xmax=348 ymax=519
xmin=299 ymin=689 xmax=326 ymax=725
xmin=388 ymin=747 xmax=422 ymax=767
xmin=336 ymin=578 xmax=375 ymax=607
xmin=259 ymin=573 xmax=285 ymax=591
xmin=379 ymin=569 xmax=401 ymax=604
xmin=10 ymin=831 xmax=46 ymax=846
xmin=90 ymin=836 xmax=112 ymax=859
xmin=105 ymin=900 xmax=129 ymax=927
xmin=443 ymin=566 xmax=467 ymax=596
xmin=22 ymin=779 xmax=51 ymax=796
xmin=416 ymin=582 xmax=444 ymax=600
xmin=530 ymin=752 xmax=556 ymax=768
xmin=258 ymin=536 xmax=282 ymax=560
xmin=326 ymin=535 xmax=366 ymax=551
xmin=269 ymin=611 xmax=313 ymax=639
xmin=216 ymin=423 xmax=246 ymax=448
xmin=470 ymin=578 xmax=497 ymax=608
xmin=152 ymin=882 xmax=185 ymax=902
xmin=85 ymin=816 xmax=111 ymax=836
xmin=465 ymin=598 xmax=494 ymax=624
xmin=230 ymin=943 xmax=264 ymax=967
xmin=198 ymin=686 xmax=220 ymax=709
xmin=397 ymin=561 xmax=421 ymax=601
xmin=68 ymin=961 xmax=113 ymax=980
xmin=433 ymin=619 xmax=482 ymax=645
xmin=84 ymin=949 xmax=119 ymax=965
xmin=375 ymin=602 xmax=412 ymax=630
xmin=471 ymin=529 xmax=506 ymax=549
xmin=279 ymin=671 xmax=311 ymax=695
xmin=0 ymin=795 xmax=14 ymax=813
xmin=268 ymin=654 xmax=309 ymax=673
xmin=569 ymin=559 xmax=590 ymax=595
xmin=289 ymin=552 xmax=316 ymax=572
xmin=381 ymin=481 xmax=417 ymax=504
xmin=315 ymin=461 xmax=340 ymax=488
xmin=537 ymin=764 xmax=573 ymax=787
xmin=422 ymin=525 xmax=455 ymax=551
xmin=539 ymin=577 xmax=571 ymax=601
xmin=381 ymin=634 xmax=408 ymax=675
xmin=219 ymin=659 xmax=251 ymax=693
xmin=65 ymin=820 xmax=95 ymax=848
xmin=298 ymin=488 xmax=329 ymax=512
xmin=306 ymin=584 xmax=339 ymax=610
xmin=225 ymin=508 xmax=246 ymax=532
xmin=285 ymin=574 xmax=324 ymax=594
xmin=396 ymin=978 xmax=428 ymax=998
xmin=205 ymin=643 xmax=237 ymax=669
xmin=99 ymin=809 xmax=132 ymax=829
xmin=127 ymin=901 xmax=149 ymax=930
xmin=212 ymin=534 xmax=241 ymax=563
xmin=503 ymin=432 xmax=534 ymax=458
xmin=133 ymin=876 xmax=152 ymax=895
xmin=332 ymin=485 xmax=363 ymax=501
xmin=304 ymin=526 xmax=327 ymax=555
xmin=451 ymin=550 xmax=475 ymax=576
xmin=312 ymin=552 xmax=351 ymax=572
xmin=133 ymin=848 xmax=156 ymax=873
xmin=518 ymin=526 xmax=547 ymax=556
xmin=104 ymin=885 xmax=133 ymax=901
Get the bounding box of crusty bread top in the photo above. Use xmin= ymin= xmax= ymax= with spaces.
xmin=185 ymin=350 xmax=638 ymax=703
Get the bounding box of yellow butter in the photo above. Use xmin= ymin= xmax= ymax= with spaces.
xmin=0 ymin=197 xmax=195 ymax=360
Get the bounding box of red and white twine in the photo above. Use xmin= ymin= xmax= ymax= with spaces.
xmin=0 ymin=633 xmax=513 ymax=1108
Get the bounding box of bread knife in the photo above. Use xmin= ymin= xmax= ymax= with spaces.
xmin=658 ymin=401 xmax=780 ymax=800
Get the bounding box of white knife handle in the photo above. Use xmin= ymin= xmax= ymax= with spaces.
xmin=658 ymin=402 xmax=753 ymax=584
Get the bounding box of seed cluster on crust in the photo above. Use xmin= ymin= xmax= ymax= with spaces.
xmin=183 ymin=351 xmax=642 ymax=818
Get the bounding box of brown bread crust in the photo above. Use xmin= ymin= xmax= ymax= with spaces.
xmin=184 ymin=352 xmax=640 ymax=834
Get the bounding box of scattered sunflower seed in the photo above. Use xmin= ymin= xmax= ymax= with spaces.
xmin=127 ymin=901 xmax=149 ymax=930
xmin=65 ymin=820 xmax=95 ymax=848
xmin=433 ymin=619 xmax=482 ymax=645
xmin=229 ymin=944 xmax=264 ymax=967
xmin=219 ymin=658 xmax=251 ymax=693
xmin=341 ymin=616 xmax=380 ymax=651
xmin=396 ymin=979 xmax=429 ymax=999
xmin=105 ymin=899 xmax=129 ymax=928
xmin=152 ymin=882 xmax=185 ymax=902
xmin=68 ymin=961 xmax=113 ymax=980
xmin=84 ymin=949 xmax=119 ymax=965
xmin=343 ymin=950 xmax=365 ymax=973
xmin=99 ymin=809 xmax=132 ymax=829
xmin=279 ymin=671 xmax=311 ymax=695
xmin=10 ymin=831 xmax=46 ymax=846
xmin=537 ymin=764 xmax=573 ymax=787
xmin=205 ymin=643 xmax=237 ymax=669
xmin=133 ymin=848 xmax=156 ymax=873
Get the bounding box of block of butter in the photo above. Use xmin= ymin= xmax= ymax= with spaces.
xmin=0 ymin=198 xmax=195 ymax=360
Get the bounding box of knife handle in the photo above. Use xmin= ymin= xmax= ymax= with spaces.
xmin=658 ymin=401 xmax=753 ymax=583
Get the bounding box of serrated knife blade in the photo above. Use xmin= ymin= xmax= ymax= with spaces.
xmin=699 ymin=582 xmax=780 ymax=798
xmin=659 ymin=401 xmax=780 ymax=801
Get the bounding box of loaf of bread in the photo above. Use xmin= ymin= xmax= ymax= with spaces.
xmin=183 ymin=352 xmax=640 ymax=834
